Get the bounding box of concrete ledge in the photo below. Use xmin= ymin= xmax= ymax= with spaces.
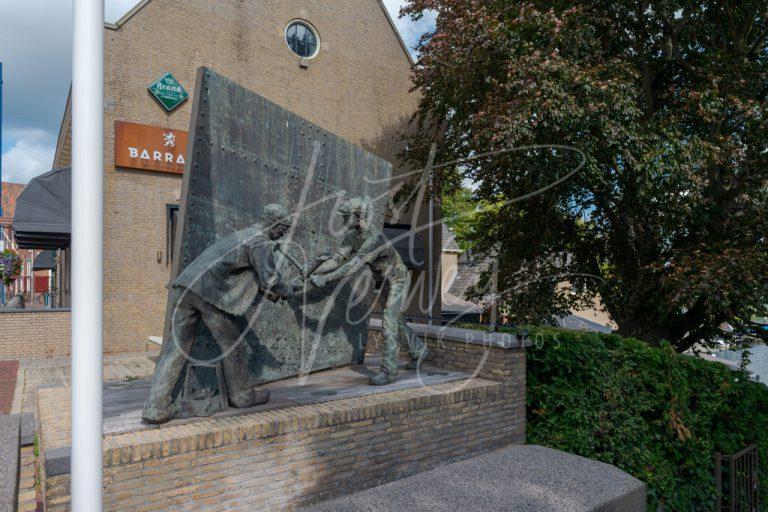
xmin=0 ymin=414 xmax=20 ymax=512
xmin=19 ymin=412 xmax=36 ymax=446
xmin=369 ymin=318 xmax=530 ymax=348
xmin=302 ymin=445 xmax=646 ymax=512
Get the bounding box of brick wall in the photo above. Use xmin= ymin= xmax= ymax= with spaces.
xmin=40 ymin=331 xmax=526 ymax=511
xmin=368 ymin=322 xmax=528 ymax=383
xmin=0 ymin=311 xmax=71 ymax=359
xmin=54 ymin=0 xmax=437 ymax=354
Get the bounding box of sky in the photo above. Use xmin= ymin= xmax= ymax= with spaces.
xmin=0 ymin=0 xmax=435 ymax=184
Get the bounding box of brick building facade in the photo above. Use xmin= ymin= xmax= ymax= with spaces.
xmin=0 ymin=182 xmax=51 ymax=306
xmin=53 ymin=0 xmax=440 ymax=353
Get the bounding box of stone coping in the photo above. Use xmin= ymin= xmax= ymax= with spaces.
xmin=369 ymin=318 xmax=530 ymax=349
xmin=39 ymin=378 xmax=501 ymax=476
xmin=0 ymin=308 xmax=71 ymax=314
xmin=302 ymin=445 xmax=646 ymax=512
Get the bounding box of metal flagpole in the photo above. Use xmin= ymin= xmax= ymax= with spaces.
xmin=70 ymin=0 xmax=104 ymax=509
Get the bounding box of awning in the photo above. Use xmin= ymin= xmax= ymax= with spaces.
xmin=383 ymin=225 xmax=425 ymax=269
xmin=13 ymin=168 xmax=71 ymax=249
xmin=32 ymin=250 xmax=57 ymax=271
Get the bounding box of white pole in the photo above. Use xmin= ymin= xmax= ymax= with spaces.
xmin=71 ymin=0 xmax=103 ymax=509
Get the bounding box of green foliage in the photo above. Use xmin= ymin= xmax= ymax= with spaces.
xmin=523 ymin=326 xmax=768 ymax=511
xmin=402 ymin=0 xmax=768 ymax=350
xmin=441 ymin=187 xmax=478 ymax=250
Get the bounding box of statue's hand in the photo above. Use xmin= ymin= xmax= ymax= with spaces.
xmin=289 ymin=278 xmax=304 ymax=294
xmin=310 ymin=274 xmax=328 ymax=288
xmin=315 ymin=253 xmax=333 ymax=262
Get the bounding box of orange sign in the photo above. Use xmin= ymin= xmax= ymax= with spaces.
xmin=114 ymin=121 xmax=189 ymax=174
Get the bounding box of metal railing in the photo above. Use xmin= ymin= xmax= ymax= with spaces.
xmin=715 ymin=444 xmax=760 ymax=512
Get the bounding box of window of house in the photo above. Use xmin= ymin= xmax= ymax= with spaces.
xmin=166 ymin=204 xmax=179 ymax=266
xmin=285 ymin=21 xmax=319 ymax=59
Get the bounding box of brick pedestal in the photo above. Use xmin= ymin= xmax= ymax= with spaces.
xmin=39 ymin=323 xmax=528 ymax=511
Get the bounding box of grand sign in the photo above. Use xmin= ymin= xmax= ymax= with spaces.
xmin=114 ymin=121 xmax=189 ymax=174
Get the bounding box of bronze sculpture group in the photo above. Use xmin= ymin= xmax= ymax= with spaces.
xmin=143 ymin=197 xmax=427 ymax=424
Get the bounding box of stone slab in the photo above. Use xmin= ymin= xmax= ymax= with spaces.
xmin=302 ymin=444 xmax=646 ymax=512
xmin=0 ymin=414 xmax=20 ymax=512
xmin=100 ymin=356 xmax=468 ymax=436
xmin=370 ymin=318 xmax=531 ymax=348
xmin=167 ymin=67 xmax=393 ymax=394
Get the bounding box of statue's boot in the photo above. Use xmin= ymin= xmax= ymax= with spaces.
xmin=405 ymin=347 xmax=430 ymax=371
xmin=369 ymin=371 xmax=396 ymax=386
xmin=142 ymin=402 xmax=174 ymax=425
xmin=229 ymin=388 xmax=270 ymax=408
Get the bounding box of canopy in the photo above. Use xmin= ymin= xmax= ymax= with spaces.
xmin=13 ymin=168 xmax=71 ymax=249
xmin=32 ymin=250 xmax=57 ymax=271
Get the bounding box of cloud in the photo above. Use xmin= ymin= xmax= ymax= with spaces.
xmin=382 ymin=0 xmax=437 ymax=56
xmin=1 ymin=129 xmax=55 ymax=183
xmin=106 ymin=0 xmax=147 ymax=23
xmin=0 ymin=0 xmax=436 ymax=184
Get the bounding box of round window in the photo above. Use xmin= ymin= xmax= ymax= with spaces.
xmin=285 ymin=21 xmax=319 ymax=58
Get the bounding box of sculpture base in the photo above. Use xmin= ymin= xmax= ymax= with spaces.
xmin=38 ymin=326 xmax=528 ymax=511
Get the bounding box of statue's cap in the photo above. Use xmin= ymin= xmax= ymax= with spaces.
xmin=339 ymin=197 xmax=365 ymax=215
xmin=262 ymin=203 xmax=292 ymax=227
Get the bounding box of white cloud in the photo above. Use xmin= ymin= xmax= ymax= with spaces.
xmin=381 ymin=0 xmax=437 ymax=57
xmin=0 ymin=0 xmax=436 ymax=186
xmin=106 ymin=0 xmax=147 ymax=23
xmin=1 ymin=129 xmax=55 ymax=183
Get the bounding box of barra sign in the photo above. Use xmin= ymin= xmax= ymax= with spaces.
xmin=115 ymin=121 xmax=189 ymax=174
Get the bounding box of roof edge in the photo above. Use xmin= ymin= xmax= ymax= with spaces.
xmin=52 ymin=87 xmax=72 ymax=170
xmin=376 ymin=0 xmax=416 ymax=66
xmin=106 ymin=0 xmax=416 ymax=66
xmin=105 ymin=0 xmax=152 ymax=30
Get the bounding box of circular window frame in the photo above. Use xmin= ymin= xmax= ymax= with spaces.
xmin=284 ymin=20 xmax=321 ymax=59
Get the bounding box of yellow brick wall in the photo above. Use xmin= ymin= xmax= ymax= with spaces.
xmin=0 ymin=311 xmax=71 ymax=359
xmin=56 ymin=0 xmax=435 ymax=353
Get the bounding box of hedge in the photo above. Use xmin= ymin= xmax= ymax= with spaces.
xmin=518 ymin=326 xmax=768 ymax=511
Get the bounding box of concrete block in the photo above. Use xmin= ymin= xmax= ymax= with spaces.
xmin=302 ymin=444 xmax=646 ymax=512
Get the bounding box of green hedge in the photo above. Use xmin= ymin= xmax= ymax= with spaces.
xmin=520 ymin=326 xmax=768 ymax=512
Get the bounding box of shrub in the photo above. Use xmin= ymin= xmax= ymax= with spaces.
xmin=520 ymin=326 xmax=768 ymax=511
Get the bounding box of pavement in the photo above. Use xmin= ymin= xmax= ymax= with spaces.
xmin=301 ymin=445 xmax=646 ymax=512
xmin=10 ymin=351 xmax=157 ymax=414
xmin=0 ymin=361 xmax=19 ymax=414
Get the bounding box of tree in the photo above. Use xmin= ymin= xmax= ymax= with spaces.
xmin=442 ymin=186 xmax=478 ymax=250
xmin=402 ymin=0 xmax=768 ymax=351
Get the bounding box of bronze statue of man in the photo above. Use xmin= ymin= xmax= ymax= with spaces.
xmin=143 ymin=203 xmax=298 ymax=424
xmin=310 ymin=196 xmax=428 ymax=385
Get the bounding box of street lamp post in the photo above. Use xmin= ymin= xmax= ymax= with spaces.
xmin=70 ymin=0 xmax=104 ymax=510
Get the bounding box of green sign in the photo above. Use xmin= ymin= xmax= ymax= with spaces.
xmin=148 ymin=72 xmax=188 ymax=112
